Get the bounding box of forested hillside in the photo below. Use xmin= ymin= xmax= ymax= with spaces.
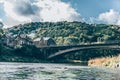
xmin=5 ymin=21 xmax=120 ymax=45
xmin=1 ymin=22 xmax=120 ymax=62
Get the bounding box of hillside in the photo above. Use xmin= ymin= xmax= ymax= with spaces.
xmin=5 ymin=21 xmax=120 ymax=45
xmin=1 ymin=22 xmax=120 ymax=63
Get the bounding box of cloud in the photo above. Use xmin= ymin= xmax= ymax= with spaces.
xmin=1 ymin=0 xmax=82 ymax=28
xmin=14 ymin=0 xmax=35 ymax=16
xmin=0 ymin=0 xmax=4 ymax=3
xmin=98 ymin=9 xmax=120 ymax=25
xmin=0 ymin=18 xmax=2 ymax=22
xmin=34 ymin=0 xmax=82 ymax=22
xmin=3 ymin=0 xmax=33 ymax=22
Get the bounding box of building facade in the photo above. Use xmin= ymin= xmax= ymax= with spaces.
xmin=33 ymin=37 xmax=56 ymax=47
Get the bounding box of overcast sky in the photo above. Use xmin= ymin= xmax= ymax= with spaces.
xmin=0 ymin=0 xmax=120 ymax=28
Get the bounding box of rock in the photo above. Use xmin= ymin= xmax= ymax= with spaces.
xmin=114 ymin=63 xmax=120 ymax=68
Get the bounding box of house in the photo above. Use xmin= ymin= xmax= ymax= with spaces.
xmin=3 ymin=35 xmax=15 ymax=47
xmin=27 ymin=33 xmax=36 ymax=39
xmin=2 ymin=34 xmax=33 ymax=47
xmin=33 ymin=37 xmax=56 ymax=47
xmin=14 ymin=34 xmax=33 ymax=46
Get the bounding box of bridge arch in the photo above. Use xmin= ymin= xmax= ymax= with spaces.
xmin=48 ymin=45 xmax=120 ymax=59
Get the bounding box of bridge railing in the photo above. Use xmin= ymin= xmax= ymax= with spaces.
xmin=38 ymin=40 xmax=120 ymax=48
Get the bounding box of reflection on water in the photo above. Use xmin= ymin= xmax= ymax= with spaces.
xmin=0 ymin=62 xmax=120 ymax=80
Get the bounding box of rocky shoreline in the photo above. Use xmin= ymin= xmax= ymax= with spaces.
xmin=88 ymin=54 xmax=120 ymax=68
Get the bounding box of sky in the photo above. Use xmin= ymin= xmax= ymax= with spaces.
xmin=0 ymin=0 xmax=120 ymax=28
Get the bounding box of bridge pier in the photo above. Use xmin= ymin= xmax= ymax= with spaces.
xmin=39 ymin=47 xmax=60 ymax=60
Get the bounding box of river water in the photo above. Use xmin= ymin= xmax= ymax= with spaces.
xmin=0 ymin=62 xmax=120 ymax=80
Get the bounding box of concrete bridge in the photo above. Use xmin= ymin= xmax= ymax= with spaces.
xmin=38 ymin=41 xmax=120 ymax=59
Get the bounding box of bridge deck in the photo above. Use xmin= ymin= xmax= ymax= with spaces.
xmin=48 ymin=45 xmax=120 ymax=59
xmin=39 ymin=42 xmax=120 ymax=49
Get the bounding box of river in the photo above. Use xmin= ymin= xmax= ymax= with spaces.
xmin=0 ymin=62 xmax=120 ymax=80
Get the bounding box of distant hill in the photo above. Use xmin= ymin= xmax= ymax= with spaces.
xmin=5 ymin=21 xmax=120 ymax=45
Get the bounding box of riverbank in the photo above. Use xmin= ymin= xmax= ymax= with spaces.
xmin=0 ymin=56 xmax=47 ymax=63
xmin=88 ymin=54 xmax=120 ymax=68
xmin=0 ymin=55 xmax=76 ymax=63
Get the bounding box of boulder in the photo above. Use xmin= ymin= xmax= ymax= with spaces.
xmin=114 ymin=63 xmax=120 ymax=68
